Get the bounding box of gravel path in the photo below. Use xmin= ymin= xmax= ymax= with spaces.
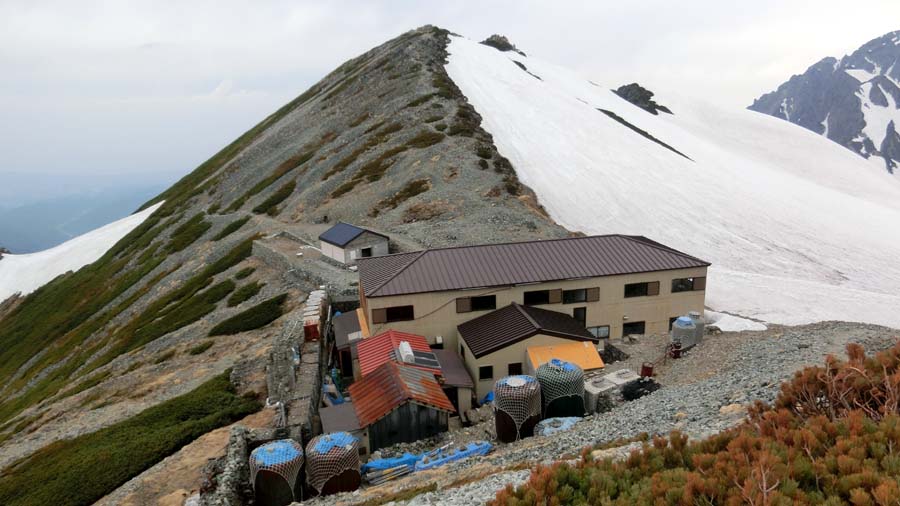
xmin=305 ymin=321 xmax=898 ymax=505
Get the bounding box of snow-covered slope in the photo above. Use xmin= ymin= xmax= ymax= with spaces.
xmin=445 ymin=36 xmax=900 ymax=329
xmin=0 ymin=203 xmax=162 ymax=301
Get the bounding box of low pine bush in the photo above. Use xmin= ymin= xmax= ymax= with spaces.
xmin=234 ymin=267 xmax=255 ymax=280
xmin=188 ymin=340 xmax=214 ymax=355
xmin=492 ymin=342 xmax=900 ymax=506
xmin=212 ymin=215 xmax=250 ymax=241
xmin=226 ymin=281 xmax=264 ymax=307
xmin=0 ymin=371 xmax=260 ymax=506
xmin=208 ymin=294 xmax=288 ymax=336
xmin=252 ymin=181 xmax=296 ymax=215
xmin=166 ymin=213 xmax=212 ymax=253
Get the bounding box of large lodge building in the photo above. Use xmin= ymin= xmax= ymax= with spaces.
xmin=356 ymin=234 xmax=709 ymax=358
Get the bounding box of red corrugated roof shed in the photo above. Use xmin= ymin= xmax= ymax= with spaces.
xmin=349 ymin=362 xmax=456 ymax=427
xmin=357 ymin=329 xmax=438 ymax=377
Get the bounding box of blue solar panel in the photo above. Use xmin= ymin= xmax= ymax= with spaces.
xmin=318 ymin=222 xmax=365 ymax=247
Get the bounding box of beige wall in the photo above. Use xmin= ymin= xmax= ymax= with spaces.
xmin=461 ymin=332 xmax=598 ymax=398
xmin=363 ymin=267 xmax=708 ymax=352
xmin=321 ymin=232 xmax=389 ymax=264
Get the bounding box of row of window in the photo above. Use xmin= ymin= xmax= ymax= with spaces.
xmin=373 ymin=277 xmax=706 ymax=323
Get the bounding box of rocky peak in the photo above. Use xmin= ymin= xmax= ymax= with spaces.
xmin=613 ymin=83 xmax=672 ymax=115
xmin=749 ymin=29 xmax=900 ymax=173
xmin=480 ymin=34 xmax=526 ymax=56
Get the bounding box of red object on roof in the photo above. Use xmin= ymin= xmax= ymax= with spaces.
xmin=349 ymin=362 xmax=456 ymax=427
xmin=357 ymin=330 xmax=438 ymax=377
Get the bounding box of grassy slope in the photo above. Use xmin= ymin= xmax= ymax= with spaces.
xmin=0 ymin=371 xmax=260 ymax=506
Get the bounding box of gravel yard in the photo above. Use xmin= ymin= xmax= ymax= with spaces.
xmin=304 ymin=321 xmax=898 ymax=506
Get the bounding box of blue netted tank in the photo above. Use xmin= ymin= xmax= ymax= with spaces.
xmin=249 ymin=439 xmax=304 ymax=506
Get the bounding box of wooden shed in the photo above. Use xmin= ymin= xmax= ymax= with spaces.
xmin=348 ymin=362 xmax=455 ymax=451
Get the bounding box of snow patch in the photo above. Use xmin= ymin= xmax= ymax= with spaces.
xmin=858 ymin=82 xmax=899 ymax=147
xmin=445 ymin=36 xmax=900 ymax=330
xmin=0 ymin=203 xmax=162 ymax=301
xmin=704 ymin=310 xmax=767 ymax=332
xmin=845 ymin=68 xmax=876 ymax=82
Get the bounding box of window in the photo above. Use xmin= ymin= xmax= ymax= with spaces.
xmin=372 ymin=305 xmax=414 ymax=323
xmin=669 ymin=317 xmax=678 ymax=330
xmin=588 ymin=326 xmax=610 ymax=339
xmin=563 ymin=289 xmax=587 ymax=304
xmin=460 ymin=344 xmax=465 ymax=357
xmin=672 ymin=277 xmax=706 ymax=293
xmin=456 ymin=295 xmax=497 ymax=313
xmin=624 ymin=281 xmax=660 ymax=298
xmin=479 ymin=365 xmax=493 ymax=381
xmin=523 ymin=290 xmax=550 ymax=305
xmin=623 ymin=321 xmax=646 ymax=336
xmin=360 ymin=247 xmax=373 ymax=258
xmin=508 ymin=363 xmax=523 ymax=375
xmin=573 ymin=307 xmax=586 ymax=324
xmin=471 ymin=295 xmax=496 ymax=311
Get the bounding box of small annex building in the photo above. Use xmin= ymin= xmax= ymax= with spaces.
xmin=457 ymin=303 xmax=600 ymax=398
xmin=348 ymin=361 xmax=456 ymax=452
xmin=331 ymin=308 xmax=369 ymax=379
xmin=319 ymin=222 xmax=389 ymax=265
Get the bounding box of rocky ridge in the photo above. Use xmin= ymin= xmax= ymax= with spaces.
xmin=749 ymin=30 xmax=900 ymax=172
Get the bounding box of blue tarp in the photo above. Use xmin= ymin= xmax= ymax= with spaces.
xmin=549 ymin=358 xmax=578 ymax=372
xmin=535 ymin=417 xmax=581 ymax=436
xmin=415 ymin=441 xmax=492 ymax=471
xmin=481 ymin=391 xmax=494 ymax=404
xmin=250 ymin=440 xmax=302 ymax=467
xmin=497 ymin=375 xmax=536 ymax=387
xmin=360 ymin=453 xmax=420 ymax=474
xmin=312 ymin=432 xmax=357 ymax=454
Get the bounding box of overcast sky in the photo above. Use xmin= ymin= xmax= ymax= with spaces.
xmin=2 ymin=0 xmax=898 ymax=186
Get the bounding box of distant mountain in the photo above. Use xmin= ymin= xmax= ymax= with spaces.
xmin=749 ymin=30 xmax=900 ymax=172
xmin=0 ymin=184 xmax=166 ymax=253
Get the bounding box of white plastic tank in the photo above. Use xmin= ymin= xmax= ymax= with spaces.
xmin=688 ymin=311 xmax=706 ymax=340
xmin=671 ymin=316 xmax=697 ymax=350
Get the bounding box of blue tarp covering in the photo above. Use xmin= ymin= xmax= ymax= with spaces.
xmin=481 ymin=391 xmax=494 ymax=404
xmin=360 ymin=453 xmax=420 ymax=474
xmin=536 ymin=417 xmax=581 ymax=436
xmin=250 ymin=440 xmax=302 ymax=467
xmin=415 ymin=441 xmax=492 ymax=471
xmin=675 ymin=316 xmax=694 ymax=326
xmin=549 ymin=358 xmax=578 ymax=372
xmin=312 ymin=432 xmax=357 ymax=454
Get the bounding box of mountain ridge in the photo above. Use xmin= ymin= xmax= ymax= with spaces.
xmin=749 ymin=30 xmax=900 ymax=172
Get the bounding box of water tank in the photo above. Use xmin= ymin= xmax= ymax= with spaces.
xmin=305 ymin=432 xmax=361 ymax=497
xmin=249 ymin=439 xmax=305 ymax=506
xmin=688 ymin=311 xmax=706 ymax=340
xmin=493 ymin=375 xmax=542 ymax=443
xmin=536 ymin=359 xmax=585 ymax=418
xmin=671 ymin=316 xmax=697 ymax=350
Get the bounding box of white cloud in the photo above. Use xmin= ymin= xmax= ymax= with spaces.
xmin=1 ymin=0 xmax=899 ymax=182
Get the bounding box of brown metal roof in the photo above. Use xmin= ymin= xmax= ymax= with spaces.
xmin=358 ymin=235 xmax=709 ymax=298
xmin=432 ymin=349 xmax=474 ymax=389
xmin=349 ymin=362 xmax=456 ymax=427
xmin=458 ymin=303 xmax=596 ymax=358
xmin=320 ymin=402 xmax=362 ymax=432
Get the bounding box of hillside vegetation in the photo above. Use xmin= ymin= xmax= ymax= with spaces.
xmin=0 ymin=371 xmax=260 ymax=506
xmin=493 ymin=342 xmax=900 ymax=505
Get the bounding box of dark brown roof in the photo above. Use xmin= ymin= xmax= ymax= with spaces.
xmin=332 ymin=310 xmax=361 ymax=350
xmin=320 ymin=402 xmax=362 ymax=432
xmin=432 ymin=349 xmax=474 ymax=389
xmin=458 ymin=303 xmax=596 ymax=358
xmin=358 ymin=235 xmax=709 ymax=298
xmin=349 ymin=362 xmax=456 ymax=427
